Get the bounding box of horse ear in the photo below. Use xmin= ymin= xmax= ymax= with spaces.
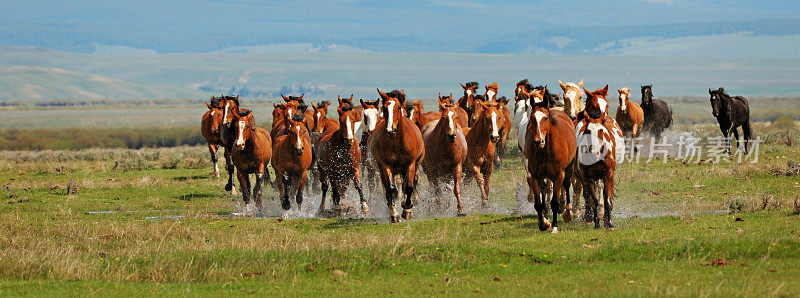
xmin=709 ymin=88 xmax=713 ymax=94
xmin=438 ymin=93 xmax=443 ymax=101
xmin=206 ymin=102 xmax=213 ymax=109
xmin=360 ymin=98 xmax=366 ymax=107
xmin=377 ymin=88 xmax=388 ymax=100
xmin=542 ymin=85 xmax=547 ymax=94
xmin=311 ymin=103 xmax=317 ymax=110
xmin=298 ymin=94 xmax=304 ymax=101
xmin=449 ymin=93 xmax=453 ymax=100
xmin=558 ymin=80 xmax=566 ymax=91
xmin=583 ymin=87 xmax=592 ymax=97
xmin=601 ymin=84 xmax=609 ymax=96
xmin=578 ymin=79 xmax=584 ymax=88
xmin=338 ymin=95 xmax=344 ymax=106
xmin=282 ymin=94 xmax=290 ymax=102
xmin=460 ymin=83 xmax=467 ymax=89
xmin=349 ymin=94 xmax=354 ymax=101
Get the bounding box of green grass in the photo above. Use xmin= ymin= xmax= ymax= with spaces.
xmin=0 ymin=131 xmax=799 ymax=295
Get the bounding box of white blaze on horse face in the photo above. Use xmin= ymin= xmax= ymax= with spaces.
xmin=223 ymin=102 xmax=231 ymax=124
xmin=235 ymin=120 xmax=246 ymax=147
xmin=447 ymin=110 xmax=455 ymax=132
xmin=210 ymin=110 xmax=215 ymax=116
xmin=385 ymin=101 xmax=395 ymax=132
xmin=409 ymin=109 xmax=414 ymax=122
xmin=466 ymin=89 xmax=474 ymax=97
xmin=534 ymin=110 xmax=546 ymax=145
xmin=287 ymin=109 xmax=294 ymax=119
xmin=486 ymin=90 xmax=496 ymax=100
xmin=363 ymin=108 xmax=379 ymax=131
xmin=619 ymin=94 xmax=627 ymax=111
xmin=346 ymin=117 xmax=354 ymax=140
xmin=490 ymin=111 xmax=499 ymax=138
xmin=597 ymin=97 xmax=608 ymax=114
xmin=316 ymin=111 xmax=321 ymax=123
xmin=295 ymin=126 xmax=303 ymax=149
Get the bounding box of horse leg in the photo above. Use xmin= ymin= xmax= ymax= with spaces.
xmin=318 ymin=170 xmax=329 ymax=214
xmin=279 ymin=173 xmax=292 ymax=211
xmin=742 ymin=121 xmax=753 ymax=154
xmin=562 ymin=165 xmax=574 ymax=223
xmin=527 ymin=175 xmax=548 ymax=231
xmin=454 ymin=164 xmax=465 ymax=217
xmin=581 ymin=180 xmax=595 ymax=225
xmin=471 ymin=164 xmax=488 ymax=208
xmin=353 ymin=171 xmax=369 ymax=215
xmin=379 ymin=165 xmax=399 ymax=223
xmin=401 ymin=163 xmax=419 ymax=220
xmin=295 ymin=172 xmax=307 ymax=211
xmin=331 ymin=179 xmax=342 ymax=209
xmin=236 ymin=171 xmax=251 ymax=213
xmin=550 ymin=172 xmax=564 ymax=233
xmin=481 ymin=163 xmax=493 ymax=207
xmin=208 ymin=144 xmax=220 ymax=177
xmin=590 ymin=182 xmax=601 ymax=229
xmin=603 ymin=172 xmax=615 ymax=229
xmin=224 ymin=149 xmax=237 ymax=195
xmin=253 ymin=165 xmax=265 ymax=214
xmin=732 ymin=127 xmax=741 ymax=154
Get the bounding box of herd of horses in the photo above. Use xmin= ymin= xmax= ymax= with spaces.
xmin=201 ymin=81 xmax=753 ymax=232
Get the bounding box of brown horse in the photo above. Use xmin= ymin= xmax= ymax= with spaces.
xmin=369 ymin=89 xmax=425 ymax=222
xmin=229 ymin=109 xmax=272 ymax=214
xmin=201 ymin=96 xmax=224 ymax=177
xmin=575 ymin=111 xmax=623 ymax=229
xmin=582 ymin=85 xmax=611 ymax=119
xmin=357 ymin=98 xmax=382 ymax=191
xmin=270 ymin=102 xmax=308 ymax=142
xmin=525 ymin=103 xmax=577 ymax=233
xmin=421 ymin=98 xmax=468 ymax=215
xmin=615 ymin=87 xmax=644 ymax=144
xmin=271 ymin=113 xmax=313 ymax=212
xmin=405 ymin=100 xmax=438 ymax=130
xmin=458 ymin=82 xmax=479 ymax=124
xmin=484 ymin=82 xmax=511 ymax=170
xmin=219 ymin=95 xmax=241 ymax=195
xmin=439 ymin=93 xmax=469 ymax=129
xmin=317 ymin=104 xmax=369 ymax=215
xmin=310 ymin=101 xmax=340 ymax=135
xmin=464 ymin=101 xmax=503 ymax=207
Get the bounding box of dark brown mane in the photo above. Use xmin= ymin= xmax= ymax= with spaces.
xmin=465 ymin=82 xmax=479 ymax=89
xmin=288 ymin=96 xmax=304 ymax=103
xmin=297 ymin=104 xmax=309 ymax=113
xmin=386 ymin=90 xmax=405 ymax=101
xmin=209 ymin=97 xmax=223 ymax=108
xmin=517 ymin=79 xmax=534 ymax=91
xmin=290 ymin=114 xmax=305 ymax=122
xmin=340 ymin=105 xmax=354 ymax=112
xmin=237 ymin=109 xmax=251 ymax=117
xmin=362 ymin=99 xmax=379 ymax=105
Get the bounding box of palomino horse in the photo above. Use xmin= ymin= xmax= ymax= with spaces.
xmin=580 ymin=87 xmax=626 ymax=226
xmin=271 ymin=113 xmax=313 ymax=212
xmin=458 ymin=82 xmax=479 ymax=124
xmin=357 ymin=98 xmax=382 ymax=191
xmin=640 ymin=85 xmax=672 ymax=141
xmin=317 ymin=104 xmax=369 ymax=215
xmin=219 ymin=95 xmax=242 ymax=195
xmin=615 ymin=88 xmax=644 ymax=150
xmin=525 ymin=103 xmax=577 ymax=233
xmin=421 ymin=98 xmax=468 ymax=216
xmin=559 ymin=80 xmax=584 ymax=119
xmin=369 ymin=89 xmax=425 ymax=222
xmin=201 ymin=96 xmax=224 ymax=177
xmin=709 ymin=87 xmax=752 ymax=154
xmin=310 ymin=101 xmax=340 ymax=135
xmin=464 ymin=101 xmax=503 ymax=207
xmin=229 ymin=109 xmax=272 ymax=214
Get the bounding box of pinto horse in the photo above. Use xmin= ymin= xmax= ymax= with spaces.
xmin=229 ymin=109 xmax=272 ymax=214
xmin=558 ymin=80 xmax=585 ymax=119
xmin=709 ymin=87 xmax=752 ymax=154
xmin=317 ymin=104 xmax=369 ymax=215
xmin=615 ymin=88 xmax=645 ymax=148
xmin=201 ymin=96 xmax=225 ymax=178
xmin=219 ymin=95 xmax=242 ymax=195
xmin=369 ymin=89 xmax=425 ymax=222
xmin=357 ymin=98 xmax=382 ymax=191
xmin=524 ymin=103 xmax=577 ymax=233
xmin=310 ymin=101 xmax=340 ymax=135
xmin=464 ymin=101 xmax=503 ymax=207
xmin=421 ymin=98 xmax=468 ymax=216
xmin=271 ymin=113 xmax=313 ymax=212
xmin=575 ymin=111 xmax=624 ymax=229
xmin=640 ymin=85 xmax=673 ymax=141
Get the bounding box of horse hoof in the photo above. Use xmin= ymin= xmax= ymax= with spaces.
xmin=281 ymin=201 xmax=291 ymax=211
xmin=361 ymin=204 xmax=371 ymax=215
xmin=390 ymin=215 xmax=399 ymax=223
xmin=401 ymin=209 xmax=411 ymax=220
xmin=538 ymin=218 xmax=551 ymax=231
xmin=551 ymin=227 xmax=559 ymax=234
xmin=562 ymin=210 xmax=573 ymax=223
xmin=456 ymin=212 xmax=467 ymax=217
xmin=224 ymin=184 xmax=232 ymax=192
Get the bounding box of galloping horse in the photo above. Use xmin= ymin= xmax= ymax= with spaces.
xmin=421 ymin=98 xmax=468 ymax=216
xmin=440 ymin=93 xmax=469 ymax=129
xmin=575 ymin=112 xmax=623 ymax=229
xmin=317 ymin=104 xmax=369 ymax=215
xmin=524 ymin=101 xmax=577 ymax=233
xmin=229 ymin=109 xmax=272 ymax=214
xmin=219 ymin=95 xmax=241 ymax=195
xmin=458 ymin=82 xmax=479 ymax=124
xmin=310 ymin=101 xmax=340 ymax=135
xmin=201 ymin=96 xmax=224 ymax=177
xmin=558 ymin=80 xmax=584 ymax=119
xmin=709 ymin=87 xmax=752 ymax=154
xmin=357 ymin=99 xmax=382 ymax=191
xmin=282 ymin=93 xmax=315 ymax=125
xmin=464 ymin=101 xmax=503 ymax=207
xmin=615 ymin=88 xmax=644 ymax=149
xmin=369 ymin=89 xmax=425 ymax=222
xmin=270 ymin=102 xmax=308 ymax=142
xmin=484 ymin=82 xmax=511 ymax=170
xmin=271 ymin=113 xmax=313 ymax=212
xmin=640 ymin=85 xmax=672 ymax=141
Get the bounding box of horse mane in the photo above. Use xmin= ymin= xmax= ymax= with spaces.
xmin=290 ymin=113 xmax=305 ymax=122
xmin=474 ymin=94 xmax=485 ymax=101
xmin=317 ymin=100 xmax=330 ymax=108
xmin=386 ymin=90 xmax=405 ymax=102
xmin=465 ymin=82 xmax=479 ymax=89
xmin=362 ymin=98 xmax=379 ymax=105
xmin=711 ymin=87 xmax=729 ymax=97
xmin=237 ymin=109 xmax=251 ymax=117
xmin=297 ymin=104 xmax=309 ymax=113
xmin=340 ymin=105 xmax=354 ymax=112
xmin=547 ymin=108 xmax=557 ymax=125
xmin=496 ymin=96 xmax=509 ymax=104
xmin=288 ymin=95 xmax=304 ymax=103
xmin=531 ymin=85 xmax=556 ymax=108
xmin=517 ymin=79 xmax=534 ymax=91
xmin=209 ymin=97 xmax=223 ymax=108
xmin=404 ymin=102 xmax=415 ymax=112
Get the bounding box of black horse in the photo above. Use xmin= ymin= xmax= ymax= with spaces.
xmin=640 ymin=85 xmax=672 ymax=141
xmin=709 ymin=87 xmax=752 ymax=154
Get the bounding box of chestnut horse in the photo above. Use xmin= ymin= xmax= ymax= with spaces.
xmin=201 ymin=96 xmax=224 ymax=177
xmin=271 ymin=113 xmax=313 ymax=212
xmin=558 ymin=79 xmax=585 ymax=119
xmin=369 ymin=89 xmax=425 ymax=222
xmin=317 ymin=104 xmax=369 ymax=215
xmin=484 ymin=82 xmax=511 ymax=170
xmin=615 ymin=88 xmax=644 ymax=148
xmin=219 ymin=95 xmax=241 ymax=195
xmin=525 ymin=104 xmax=577 ymax=233
xmin=440 ymin=93 xmax=469 ymax=129
xmin=464 ymin=101 xmax=503 ymax=207
xmin=640 ymin=85 xmax=673 ymax=141
xmin=270 ymin=102 xmax=308 ymax=142
xmin=421 ymin=98 xmax=468 ymax=216
xmin=405 ymin=100 xmax=439 ymax=130
xmin=357 ymin=98 xmax=382 ymax=191
xmin=229 ymin=109 xmax=272 ymax=214
xmin=458 ymin=82 xmax=479 ymax=125
xmin=709 ymin=87 xmax=752 ymax=154
xmin=310 ymin=101 xmax=340 ymax=135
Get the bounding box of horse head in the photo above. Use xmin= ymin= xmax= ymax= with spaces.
xmin=360 ymin=98 xmax=381 ymax=133
xmin=708 ymin=87 xmax=727 ymax=118
xmin=640 ymin=85 xmax=653 ymax=106
xmin=404 ymin=100 xmax=423 ymax=127
xmin=461 ymin=82 xmax=479 ymax=99
xmin=559 ymin=79 xmax=584 ymax=119
xmin=232 ymin=109 xmax=255 ymax=150
xmin=281 ymin=93 xmax=305 ymax=104
xmin=582 ymin=85 xmax=609 ymax=119
xmin=311 ymin=101 xmax=330 ymax=133
xmin=438 ymin=97 xmax=459 ymax=142
xmin=337 ymin=104 xmax=359 ymax=143
xmin=377 ymin=89 xmax=406 ymax=136
xmin=221 ymin=95 xmax=240 ymax=127
xmin=577 ymin=115 xmax=610 ymax=159
xmin=484 ymin=82 xmax=498 ymax=101
xmin=438 ymin=93 xmax=454 ymax=104
xmin=206 ymin=100 xmax=224 ymax=133
xmin=529 ymin=105 xmax=557 ymax=149
xmin=469 ymin=94 xmax=487 ymax=127
xmin=286 ymin=113 xmax=308 ymax=155
xmin=477 ymin=101 xmax=502 ymax=143
xmin=618 ymin=87 xmax=631 ymax=112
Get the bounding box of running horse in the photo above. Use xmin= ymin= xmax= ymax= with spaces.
xmin=484 ymin=82 xmax=511 ymax=170
xmin=310 ymin=100 xmax=340 ymax=135
xmin=524 ymin=90 xmax=578 ymax=233
xmin=458 ymin=82 xmax=480 ymax=125
xmin=229 ymin=109 xmax=272 ymax=214
xmin=615 ymin=87 xmax=644 ymax=151
xmin=369 ymin=89 xmax=425 ymax=222
xmin=317 ymin=104 xmax=369 ymax=215
xmin=640 ymin=85 xmax=672 ymax=141
xmin=219 ymin=95 xmax=242 ymax=195
xmin=709 ymin=87 xmax=752 ymax=154
xmin=271 ymin=113 xmax=313 ymax=212
xmin=558 ymin=79 xmax=584 ymax=119
xmin=421 ymin=97 xmax=468 ymax=216
xmin=201 ymin=96 xmax=224 ymax=177
xmin=464 ymin=100 xmax=503 ymax=207
xmin=357 ymin=98 xmax=382 ymax=191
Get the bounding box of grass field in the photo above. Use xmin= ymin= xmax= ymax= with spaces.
xmin=1 ymin=122 xmax=799 ymax=295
